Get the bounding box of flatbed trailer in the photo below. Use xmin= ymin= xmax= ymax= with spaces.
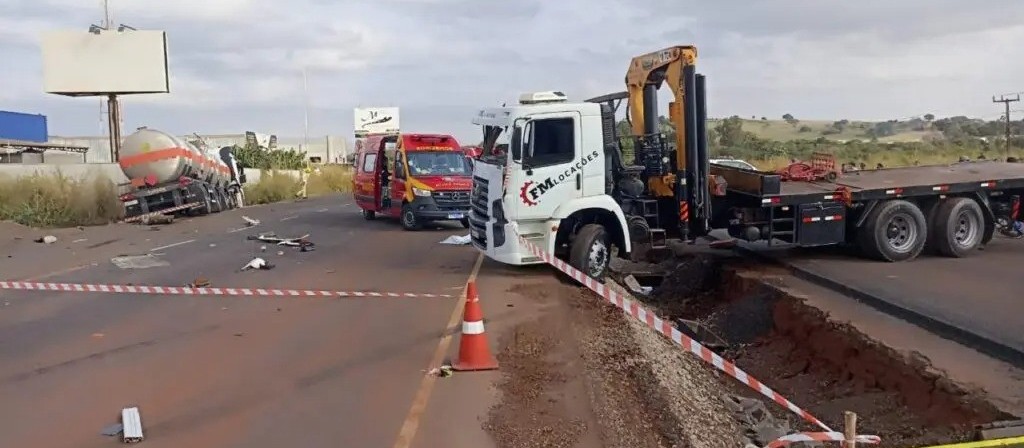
xmin=711 ymin=160 xmax=1024 ymax=260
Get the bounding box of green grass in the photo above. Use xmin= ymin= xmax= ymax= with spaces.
xmin=0 ymin=172 xmax=123 ymax=227
xmin=243 ymin=165 xmax=355 ymax=205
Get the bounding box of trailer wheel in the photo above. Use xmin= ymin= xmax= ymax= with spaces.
xmin=857 ymin=199 xmax=927 ymax=261
xmin=569 ymin=224 xmax=610 ymax=281
xmin=932 ymin=197 xmax=984 ymax=257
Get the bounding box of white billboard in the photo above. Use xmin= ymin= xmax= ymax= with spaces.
xmin=353 ymin=107 xmax=399 ymax=137
xmin=41 ymin=29 xmax=170 ymax=96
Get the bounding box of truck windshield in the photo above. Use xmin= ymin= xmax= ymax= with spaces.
xmin=406 ymin=151 xmax=472 ymax=176
xmin=479 ymin=125 xmax=509 ymax=164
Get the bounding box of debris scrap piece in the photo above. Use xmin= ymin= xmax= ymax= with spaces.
xmin=440 ymin=234 xmax=471 ymax=245
xmin=187 ymin=277 xmax=211 ymax=288
xmin=111 ymin=254 xmax=170 ymax=269
xmin=623 ymin=275 xmax=654 ymax=295
xmin=100 ymin=422 xmax=123 ymax=437
xmin=241 ymin=257 xmax=274 ymax=271
xmin=35 ymin=235 xmax=57 ymax=244
xmin=121 ymin=406 xmax=144 ymax=443
xmin=426 ymin=365 xmax=454 ymax=377
xmin=140 ymin=214 xmax=173 ymax=225
xmin=242 ymin=215 xmax=260 ymax=227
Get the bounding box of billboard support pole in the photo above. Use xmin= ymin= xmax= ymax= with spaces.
xmin=106 ymin=93 xmax=121 ymax=162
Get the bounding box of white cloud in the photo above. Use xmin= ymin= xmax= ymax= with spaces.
xmin=0 ymin=0 xmax=1022 ymax=143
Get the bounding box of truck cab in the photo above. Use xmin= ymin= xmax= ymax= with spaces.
xmin=353 ymin=133 xmax=473 ymax=230
xmin=468 ymin=91 xmax=631 ymax=278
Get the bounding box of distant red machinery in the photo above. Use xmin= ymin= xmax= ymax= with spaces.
xmin=776 ymin=152 xmax=840 ymax=182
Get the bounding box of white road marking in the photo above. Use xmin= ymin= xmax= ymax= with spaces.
xmin=149 ymin=239 xmax=196 ymax=252
xmin=280 ymin=215 xmax=299 ymax=221
xmin=227 ymin=227 xmax=252 ymax=233
xmin=317 ymin=208 xmax=329 ymax=212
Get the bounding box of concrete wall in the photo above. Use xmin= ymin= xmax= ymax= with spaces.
xmin=48 ymin=134 xmax=352 ymax=164
xmin=0 ymin=163 xmax=300 ymax=187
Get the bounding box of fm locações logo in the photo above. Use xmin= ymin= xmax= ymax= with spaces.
xmin=519 ymin=150 xmax=600 ymax=206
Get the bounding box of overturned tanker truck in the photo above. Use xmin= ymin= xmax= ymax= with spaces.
xmin=117 ymin=127 xmax=247 ymax=220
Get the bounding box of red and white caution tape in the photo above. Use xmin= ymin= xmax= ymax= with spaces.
xmin=0 ymin=281 xmax=451 ymax=299
xmin=766 ymin=432 xmax=880 ymax=447
xmin=122 ymin=202 xmax=202 ymax=223
xmin=516 ymin=234 xmax=842 ymax=433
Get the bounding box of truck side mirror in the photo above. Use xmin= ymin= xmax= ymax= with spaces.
xmin=510 ymin=126 xmax=522 ymax=162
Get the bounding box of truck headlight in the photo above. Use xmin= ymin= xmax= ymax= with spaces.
xmin=412 ymin=187 xmax=432 ymax=197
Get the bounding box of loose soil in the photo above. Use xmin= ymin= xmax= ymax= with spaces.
xmin=643 ymin=252 xmax=1012 ymax=447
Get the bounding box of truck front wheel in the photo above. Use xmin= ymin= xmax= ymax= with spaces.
xmin=569 ymin=224 xmax=610 ymax=281
xmin=857 ymin=199 xmax=927 ymax=261
xmin=400 ymin=204 xmax=422 ymax=231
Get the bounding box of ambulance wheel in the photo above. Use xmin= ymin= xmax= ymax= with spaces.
xmin=401 ymin=204 xmax=422 ymax=231
xmin=362 ymin=209 xmax=375 ymax=220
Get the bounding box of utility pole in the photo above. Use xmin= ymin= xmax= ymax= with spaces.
xmin=993 ymin=94 xmax=1020 ymax=160
xmin=302 ymin=67 xmax=309 ymax=153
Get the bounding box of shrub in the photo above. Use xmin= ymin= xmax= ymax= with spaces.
xmin=0 ymin=172 xmax=123 ymax=227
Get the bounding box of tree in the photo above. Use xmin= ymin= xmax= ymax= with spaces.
xmin=924 ymin=113 xmax=935 ymax=122
xmin=716 ymin=115 xmax=746 ymax=147
xmin=798 ymin=125 xmax=813 ymax=133
xmin=783 ymin=113 xmax=799 ymax=126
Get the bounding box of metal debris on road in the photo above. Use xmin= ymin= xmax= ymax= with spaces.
xmin=140 ymin=214 xmax=174 ymax=225
xmin=111 ymin=254 xmax=170 ymax=269
xmin=187 ymin=277 xmax=211 ymax=288
xmin=440 ymin=234 xmax=471 ymax=245
xmin=100 ymin=422 xmax=123 ymax=437
xmin=426 ymin=365 xmax=454 ymax=377
xmin=242 ymin=215 xmax=260 ymax=227
xmin=241 ymin=257 xmax=275 ymax=271
xmin=121 ymin=406 xmax=144 ymax=443
xmin=35 ymin=235 xmax=57 ymax=244
xmin=623 ymin=275 xmax=653 ymax=295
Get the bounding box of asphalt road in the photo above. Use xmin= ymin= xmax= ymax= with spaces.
xmin=0 ymin=195 xmax=514 ymax=448
xmin=744 ymin=236 xmax=1024 ymax=363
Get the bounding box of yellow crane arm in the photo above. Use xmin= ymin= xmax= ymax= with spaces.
xmin=624 ymin=45 xmax=697 ymax=173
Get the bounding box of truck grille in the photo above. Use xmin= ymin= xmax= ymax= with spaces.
xmin=432 ymin=190 xmax=470 ymax=210
xmin=470 ymin=176 xmax=489 ymax=247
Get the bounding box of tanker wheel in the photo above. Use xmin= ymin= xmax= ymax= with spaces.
xmin=193 ymin=185 xmax=212 ymax=216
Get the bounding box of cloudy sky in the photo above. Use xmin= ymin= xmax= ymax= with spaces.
xmin=1 ymin=0 xmax=1022 ymax=143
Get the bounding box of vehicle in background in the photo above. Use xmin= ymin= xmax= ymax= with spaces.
xmin=118 ymin=127 xmax=246 ymax=219
xmin=710 ymin=157 xmax=757 ymax=171
xmin=353 ymin=133 xmax=473 ymax=230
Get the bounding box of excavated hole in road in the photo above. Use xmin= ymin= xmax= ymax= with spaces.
xmin=617 ymin=251 xmax=1014 ymax=447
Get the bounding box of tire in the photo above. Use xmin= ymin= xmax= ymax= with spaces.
xmin=400 ymin=204 xmax=422 ymax=231
xmin=569 ymin=224 xmax=610 ymax=281
xmin=856 ymin=199 xmax=927 ymax=262
xmin=932 ymin=197 xmax=985 ymax=257
xmin=362 ymin=209 xmax=376 ymax=220
xmin=460 ymin=218 xmax=471 ymax=229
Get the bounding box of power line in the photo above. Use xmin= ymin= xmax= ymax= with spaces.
xmin=993 ymin=94 xmax=1020 ymax=159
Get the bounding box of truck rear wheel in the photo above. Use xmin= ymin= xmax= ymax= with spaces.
xmin=932 ymin=197 xmax=984 ymax=257
xmin=362 ymin=209 xmax=375 ymax=220
xmin=569 ymin=224 xmax=610 ymax=281
xmin=857 ymin=199 xmax=927 ymax=262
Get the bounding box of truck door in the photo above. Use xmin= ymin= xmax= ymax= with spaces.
xmin=510 ymin=111 xmax=583 ymax=222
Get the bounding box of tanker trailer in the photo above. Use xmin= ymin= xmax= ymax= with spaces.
xmin=118 ymin=127 xmax=245 ymax=219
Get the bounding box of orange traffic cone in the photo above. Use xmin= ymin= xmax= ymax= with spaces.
xmin=452 ymin=281 xmax=498 ymax=371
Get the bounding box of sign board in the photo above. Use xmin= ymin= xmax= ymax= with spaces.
xmin=41 ymin=29 xmax=170 ymax=96
xmin=354 ymin=107 xmax=399 ymax=137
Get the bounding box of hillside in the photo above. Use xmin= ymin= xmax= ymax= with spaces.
xmin=713 ymin=118 xmax=942 ymax=143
